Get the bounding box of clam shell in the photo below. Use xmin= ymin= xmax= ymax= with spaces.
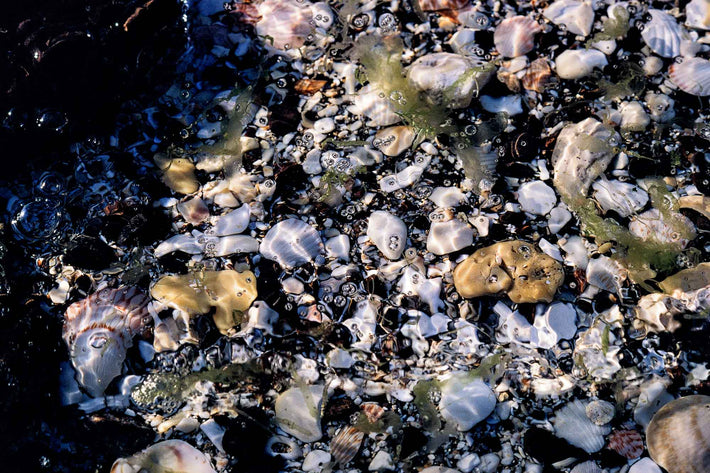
xmin=111 ymin=440 xmax=216 ymax=473
xmin=641 ymin=9 xmax=688 ymax=58
xmin=570 ymin=461 xmax=603 ymax=473
xmin=553 ymin=400 xmax=611 ymax=453
xmin=543 ymin=0 xmax=595 ymax=36
xmin=669 ymin=57 xmax=710 ymax=96
xmin=608 ymin=429 xmax=644 ymax=459
xmin=330 ymin=426 xmax=364 ymax=465
xmin=646 ymin=395 xmax=710 ymax=473
xmin=63 ymin=287 xmax=150 ymax=397
xmin=260 ymin=218 xmax=324 ymax=269
xmin=586 ymin=256 xmax=627 ymax=294
xmin=494 ymin=16 xmax=542 ymax=58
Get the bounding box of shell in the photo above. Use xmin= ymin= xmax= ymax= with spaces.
xmin=418 ymin=0 xmax=469 ymax=12
xmin=586 ymin=399 xmax=615 ymax=425
xmin=641 ymin=10 xmax=687 ymax=58
xmin=438 ymin=373 xmax=497 ymax=431
xmin=449 ymin=29 xmax=484 ymax=57
xmin=551 ymin=118 xmax=619 ymax=200
xmin=177 ymin=197 xmax=209 ymax=225
xmin=494 ymin=16 xmax=542 ymax=58
xmin=669 ymin=57 xmax=710 ymax=96
xmin=330 ymin=426 xmax=365 ymax=464
xmin=351 ymin=85 xmax=401 ymax=127
xmin=211 ymin=203 xmax=250 ymax=236
xmin=522 ymin=58 xmax=554 ymax=92
xmin=544 ymin=0 xmax=595 ymax=36
xmin=260 ymin=218 xmax=324 ymax=268
xmin=553 ymin=400 xmax=612 ymax=453
xmin=274 ymin=385 xmax=325 ymax=442
xmin=361 ymin=403 xmax=386 ymax=423
xmin=111 ymin=440 xmax=216 ymax=473
xmin=629 ymin=458 xmax=663 ymax=473
xmin=373 ymin=126 xmax=416 ymax=157
xmin=646 ymin=395 xmax=710 ymax=473
xmin=256 ymin=0 xmax=313 ymax=50
xmin=555 ymin=48 xmax=608 ymax=80
xmin=154 ymin=154 xmax=199 ymax=195
xmin=517 ymin=180 xmax=557 ymax=216
xmin=531 ymin=302 xmax=578 ymax=349
xmin=608 ymin=429 xmax=644 ymax=459
xmin=367 ymin=211 xmax=408 ymax=260
xmin=63 ymin=287 xmax=150 ymax=397
xmin=570 ymin=461 xmax=603 ymax=473
xmin=629 ymin=208 xmax=696 ymax=248
xmin=686 ymin=0 xmax=710 ymax=30
xmin=586 ymin=256 xmax=627 ymax=294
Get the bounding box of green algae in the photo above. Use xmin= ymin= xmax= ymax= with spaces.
xmin=412 ymin=379 xmax=442 ymax=432
xmin=587 ymin=4 xmax=630 ymax=45
xmin=353 ymin=410 xmax=402 ymax=434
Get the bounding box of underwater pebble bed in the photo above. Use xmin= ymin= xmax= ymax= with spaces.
xmin=2 ymin=0 xmax=710 ymax=472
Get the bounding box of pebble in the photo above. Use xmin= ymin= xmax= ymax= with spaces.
xmin=367 ymin=211 xmax=408 ymax=260
xmin=517 ymin=181 xmax=557 ymax=215
xmin=274 ymin=385 xmax=324 ymax=442
xmin=368 ymin=451 xmax=395 ymax=471
xmin=302 ymin=450 xmax=331 ymax=471
xmin=438 ymin=373 xmax=496 ymax=431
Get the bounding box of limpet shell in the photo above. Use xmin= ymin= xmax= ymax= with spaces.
xmin=646 ymin=395 xmax=710 ymax=473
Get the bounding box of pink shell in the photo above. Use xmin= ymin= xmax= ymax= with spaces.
xmin=63 ymin=287 xmax=150 ymax=346
xmin=669 ymin=57 xmax=710 ymax=96
xmin=330 ymin=426 xmax=364 ymax=465
xmin=494 ymin=16 xmax=542 ymax=58
xmin=418 ymin=0 xmax=470 ymax=12
xmin=361 ymin=403 xmax=385 ymax=423
xmin=607 ymin=429 xmax=644 ymax=459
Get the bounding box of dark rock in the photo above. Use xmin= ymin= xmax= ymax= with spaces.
xmin=64 ymin=235 xmax=117 ymax=270
xmin=523 ymin=427 xmax=587 ymax=466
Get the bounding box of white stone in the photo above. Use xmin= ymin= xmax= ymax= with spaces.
xmin=302 ymin=149 xmax=323 ymax=175
xmin=397 ymin=267 xmax=444 ymax=314
xmin=592 ymin=179 xmax=649 ymax=217
xmin=351 ymin=85 xmax=401 ymax=127
xmin=368 ymin=451 xmax=395 ymax=471
xmin=430 ymin=186 xmax=467 ymax=207
xmin=686 ymin=0 xmax=710 ymax=30
xmin=532 ymin=303 xmax=578 ymax=349
xmin=367 ymin=211 xmax=407 ymax=259
xmin=438 ymin=373 xmax=496 ymax=431
xmin=325 ymin=234 xmax=350 ymax=261
xmin=479 ymin=453 xmax=500 ymax=473
xmin=200 ymin=419 xmax=226 ymax=453
xmin=643 ymin=56 xmax=664 ymax=76
xmin=555 ymin=49 xmax=608 ymax=80
xmin=620 ymin=101 xmax=650 ymax=131
xmin=379 ymin=165 xmax=425 ymax=192
xmin=560 ymin=236 xmax=588 ymax=269
xmin=302 ymin=450 xmax=331 ymax=472
xmin=544 ymin=0 xmax=595 ymax=36
xmin=457 ymin=453 xmax=481 ymax=473
xmin=374 ymin=126 xmax=416 ymax=157
xmin=313 ymin=117 xmax=335 ymax=134
xmin=274 ymin=385 xmax=324 ymax=442
xmin=427 ymin=219 xmax=474 ymax=255
xmin=548 ymin=205 xmax=572 ymax=234
xmin=213 ymin=204 xmax=250 ymax=236
xmin=479 ymin=95 xmax=523 ymax=116
xmin=326 ymin=348 xmax=355 ymax=369
xmin=517 ymin=181 xmax=557 ymax=215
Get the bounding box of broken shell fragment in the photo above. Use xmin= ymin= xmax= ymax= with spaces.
xmin=151 ymin=270 xmax=257 ymax=335
xmin=646 ymin=395 xmax=710 ymax=473
xmin=522 ymin=58 xmax=554 ymax=93
xmin=494 ymin=16 xmax=542 ymax=58
xmin=629 ymin=208 xmax=696 ymax=248
xmin=427 ymin=219 xmax=474 ymax=255
xmin=607 ymin=429 xmax=644 ymax=460
xmin=438 ymin=373 xmax=496 ymax=431
xmin=110 ymin=440 xmax=216 ymax=473
xmin=373 ymin=126 xmax=416 ymax=157
xmin=63 ymin=287 xmax=150 ymax=397
xmin=260 ymin=218 xmax=324 ymax=269
xmin=154 ymin=153 xmax=199 ymax=195
xmin=453 ymin=240 xmax=564 ymax=303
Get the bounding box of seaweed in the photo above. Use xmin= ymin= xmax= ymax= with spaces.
xmin=587 ymin=5 xmax=630 ymax=45
xmin=412 ymin=379 xmax=442 ymax=432
xmin=353 ymin=410 xmax=402 ymax=434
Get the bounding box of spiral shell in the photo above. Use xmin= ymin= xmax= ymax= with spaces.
xmin=669 ymin=57 xmax=710 ymax=96
xmin=494 ymin=16 xmax=542 ymax=58
xmin=608 ymin=430 xmax=644 ymax=459
xmin=63 ymin=287 xmax=150 ymax=397
xmin=330 ymin=426 xmax=364 ymax=465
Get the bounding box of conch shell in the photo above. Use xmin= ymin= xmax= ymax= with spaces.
xmin=63 ymin=287 xmax=150 ymax=397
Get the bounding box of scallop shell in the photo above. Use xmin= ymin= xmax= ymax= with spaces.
xmin=570 ymin=461 xmax=603 ymax=473
xmin=494 ymin=16 xmax=542 ymax=58
xmin=553 ymin=400 xmax=611 ymax=453
xmin=522 ymin=58 xmax=554 ymax=92
xmin=608 ymin=430 xmax=644 ymax=459
xmin=111 ymin=440 xmax=216 ymax=473
xmin=646 ymin=395 xmax=710 ymax=473
xmin=641 ymin=9 xmax=688 ymax=58
xmin=669 ymin=57 xmax=710 ymax=96
xmin=686 ymin=0 xmax=710 ymax=30
xmin=330 ymin=426 xmax=364 ymax=465
xmin=260 ymin=218 xmax=324 ymax=269
xmin=543 ymin=0 xmax=595 ymax=36
xmin=63 ymin=287 xmax=150 ymax=397
xmin=586 ymin=399 xmax=615 ymax=426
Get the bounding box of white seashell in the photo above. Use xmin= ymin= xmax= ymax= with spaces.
xmin=303 ymin=450 xmax=331 ymax=472
xmin=629 ymin=208 xmax=696 ymax=247
xmin=587 ymin=255 xmax=627 ymax=293
xmin=256 ymin=0 xmax=313 ymax=50
xmin=63 ymin=288 xmax=149 ymax=397
xmin=367 ymin=211 xmax=407 ymax=259
xmin=407 ymin=53 xmax=493 ymax=108
xmin=619 ymin=101 xmax=650 ymax=131
xmin=260 ymin=219 xmax=324 ymax=268
xmin=553 ymin=400 xmax=611 ymax=453
xmin=350 ymin=85 xmax=401 ymax=127
xmin=470 ymin=214 xmax=489 ymax=237
xmin=555 ymin=49 xmax=608 ymax=79
xmin=592 ymin=179 xmax=649 ymax=217
xmin=561 ymin=235 xmax=589 ymax=269
xmin=427 ymin=219 xmax=474 ymax=255
xmin=379 ymin=165 xmax=425 ymax=193
xmin=531 ymin=303 xmax=577 ymax=349
xmin=544 ymin=0 xmax=595 ymax=36
xmin=552 ymin=118 xmax=619 ymax=200
xmin=438 ymin=373 xmax=496 ymax=431
xmin=373 ymin=126 xmax=416 ymax=157
xmin=592 ymin=39 xmax=617 ymax=55
xmin=110 ymin=440 xmax=216 ymax=473
xmin=212 ymin=203 xmax=250 ymax=236
xmin=646 ymin=395 xmax=710 ymax=473
xmin=330 ymin=426 xmax=364 ymax=464
xmin=629 ymin=458 xmax=662 ymax=473
xmin=479 ymin=95 xmax=523 ymax=115
xmin=430 ymin=186 xmax=467 ymax=207
xmin=643 ymin=55 xmax=664 ymax=76
xmin=274 ymin=384 xmax=325 ymax=442
xmin=212 ymin=235 xmax=259 ymax=256
xmin=531 ymin=374 xmax=576 ymax=398
xmin=369 ymin=451 xmax=395 ymax=472
xmin=494 ymin=16 xmax=542 ymax=57
xmin=177 ymin=197 xmax=209 ymax=225
xmin=586 ymin=400 xmax=615 ymax=425
xmin=641 ymin=9 xmax=688 ymax=58
xmin=669 ymin=57 xmax=710 ymax=96
xmin=548 ymin=205 xmax=572 ymax=234
xmin=686 ymin=0 xmax=710 ymax=30
xmin=517 ymin=180 xmax=557 ymax=216
xmin=574 ymin=317 xmax=622 ymax=379
xmin=570 ymin=461 xmax=603 ymax=473
xmin=449 ymin=29 xmax=483 ymax=57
